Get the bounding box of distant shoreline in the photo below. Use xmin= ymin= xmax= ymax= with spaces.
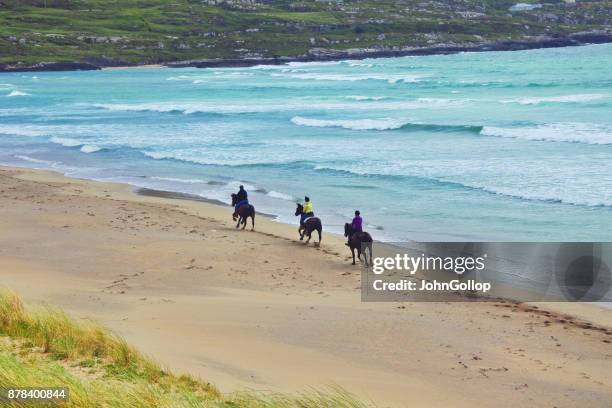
xmin=2 ymin=31 xmax=611 ymax=73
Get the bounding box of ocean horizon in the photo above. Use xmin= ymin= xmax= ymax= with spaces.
xmin=1 ymin=43 xmax=611 ymax=242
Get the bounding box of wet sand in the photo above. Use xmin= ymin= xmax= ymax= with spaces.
xmin=1 ymin=165 xmax=611 ymax=407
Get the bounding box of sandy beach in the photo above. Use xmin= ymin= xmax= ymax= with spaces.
xmin=1 ymin=165 xmax=611 ymax=407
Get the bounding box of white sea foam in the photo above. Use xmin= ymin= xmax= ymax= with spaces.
xmin=93 ymin=102 xmax=266 ymax=114
xmin=286 ymin=61 xmax=341 ymax=68
xmin=505 ymin=94 xmax=608 ymax=105
xmin=290 ymin=116 xmax=408 ymax=131
xmin=14 ymin=155 xmax=59 ymax=166
xmin=166 ymin=75 xmax=193 ymax=81
xmin=313 ymin=162 xmax=612 ymax=208
xmin=143 ymin=151 xmax=172 ymax=160
xmin=7 ymin=90 xmax=30 ymax=97
xmin=49 ymin=137 xmax=102 ymax=153
xmin=473 ymin=185 xmax=612 ymax=207
xmin=267 ymin=190 xmax=294 ymax=201
xmin=80 ymin=145 xmax=102 ymax=153
xmin=272 ymin=72 xmax=424 ymax=83
xmin=481 ymin=123 xmax=612 ymax=145
xmin=142 ymin=150 xmax=237 ymax=166
xmin=345 ymin=95 xmax=387 ymax=101
xmin=150 ymin=176 xmax=208 ymax=184
xmin=0 ymin=125 xmax=46 ymax=137
xmin=347 ymin=62 xmax=374 ymax=67
xmin=142 ymin=150 xmax=294 ymax=167
xmin=92 ymin=96 xmax=460 ymax=115
xmin=50 ymin=136 xmax=84 ymax=147
xmin=415 ymin=97 xmax=468 ymax=106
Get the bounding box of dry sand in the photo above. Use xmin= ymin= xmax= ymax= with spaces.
xmin=1 ymin=166 xmax=611 ymax=407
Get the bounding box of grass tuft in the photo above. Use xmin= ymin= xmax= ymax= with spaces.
xmin=0 ymin=289 xmax=374 ymax=407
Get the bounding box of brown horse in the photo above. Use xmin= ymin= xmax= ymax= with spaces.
xmin=344 ymin=223 xmax=373 ymax=265
xmin=231 ymin=193 xmax=255 ymax=230
xmin=295 ymin=203 xmax=322 ymax=245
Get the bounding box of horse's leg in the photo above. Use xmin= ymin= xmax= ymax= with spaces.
xmin=235 ymin=215 xmax=241 ymax=228
xmin=357 ymin=246 xmax=363 ymax=262
xmin=317 ymin=227 xmax=322 ymax=245
xmin=299 ymin=226 xmax=304 ymax=240
xmin=251 ymin=213 xmax=255 ymax=231
xmin=305 ymin=230 xmax=312 ymax=244
xmin=351 ymin=247 xmax=356 ymax=265
xmin=242 ymin=214 xmax=247 ymax=229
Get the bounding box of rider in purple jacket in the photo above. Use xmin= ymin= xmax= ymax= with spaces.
xmin=352 ymin=210 xmax=363 ymax=232
xmin=346 ymin=210 xmax=363 ymax=245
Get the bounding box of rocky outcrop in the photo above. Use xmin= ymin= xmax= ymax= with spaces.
xmin=2 ymin=31 xmax=611 ymax=72
xmin=167 ymin=31 xmax=612 ymax=69
xmin=0 ymin=61 xmax=101 ymax=72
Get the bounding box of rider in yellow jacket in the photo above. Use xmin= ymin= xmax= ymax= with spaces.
xmin=301 ymin=196 xmax=314 ymax=225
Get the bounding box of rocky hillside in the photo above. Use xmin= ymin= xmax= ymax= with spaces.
xmin=1 ymin=0 xmax=611 ymax=70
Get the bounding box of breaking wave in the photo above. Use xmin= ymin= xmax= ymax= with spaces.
xmin=290 ymin=116 xmax=483 ymax=133
xmin=505 ymin=94 xmax=608 ymax=105
xmin=7 ymin=90 xmax=30 ymax=97
xmin=290 ymin=116 xmax=409 ymax=130
xmin=481 ymin=123 xmax=612 ymax=145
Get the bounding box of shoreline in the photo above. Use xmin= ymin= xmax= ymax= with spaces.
xmin=2 ymin=31 xmax=611 ymax=72
xmin=4 ymin=162 xmax=611 ymax=305
xmin=2 ymin=162 xmax=611 ymax=306
xmin=136 ymin=187 xmax=278 ymax=220
xmin=1 ymin=165 xmax=611 ymax=407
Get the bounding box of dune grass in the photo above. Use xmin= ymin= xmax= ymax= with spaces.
xmin=0 ymin=290 xmax=373 ymax=408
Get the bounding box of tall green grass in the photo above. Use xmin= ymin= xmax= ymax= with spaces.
xmin=0 ymin=290 xmax=374 ymax=408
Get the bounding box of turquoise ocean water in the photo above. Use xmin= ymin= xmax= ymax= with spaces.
xmin=1 ymin=44 xmax=611 ymax=242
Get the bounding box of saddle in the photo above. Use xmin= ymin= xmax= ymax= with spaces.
xmin=302 ymin=214 xmax=314 ymax=223
xmin=350 ymin=230 xmax=365 ymax=241
xmin=234 ymin=199 xmax=249 ymax=211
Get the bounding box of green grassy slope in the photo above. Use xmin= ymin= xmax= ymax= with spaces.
xmin=0 ymin=0 xmax=611 ymax=67
xmin=0 ymin=290 xmax=372 ymax=407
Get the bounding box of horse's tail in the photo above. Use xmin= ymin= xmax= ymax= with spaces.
xmin=361 ymin=233 xmax=373 ymax=266
xmin=315 ymin=218 xmax=322 ymax=242
xmin=250 ymin=205 xmax=255 ymax=229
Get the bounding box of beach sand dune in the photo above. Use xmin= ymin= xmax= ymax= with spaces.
xmin=1 ymin=166 xmax=610 ymax=407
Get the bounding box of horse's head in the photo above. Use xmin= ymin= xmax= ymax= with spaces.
xmin=295 ymin=203 xmax=303 ymax=216
xmin=344 ymin=222 xmax=351 ymax=237
xmin=231 ymin=193 xmax=237 ymax=206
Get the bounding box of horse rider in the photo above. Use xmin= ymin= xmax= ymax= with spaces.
xmin=235 ymin=185 xmax=248 ymax=212
xmin=301 ymin=196 xmax=314 ymax=225
xmin=346 ymin=210 xmax=363 ymax=246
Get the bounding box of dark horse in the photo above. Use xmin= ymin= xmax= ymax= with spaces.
xmin=344 ymin=223 xmax=373 ymax=266
xmin=294 ymin=203 xmax=322 ymax=245
xmin=231 ymin=193 xmax=255 ymax=230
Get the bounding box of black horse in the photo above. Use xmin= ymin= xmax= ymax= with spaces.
xmin=344 ymin=223 xmax=373 ymax=266
xmin=231 ymin=193 xmax=255 ymax=230
xmin=295 ymin=203 xmax=322 ymax=245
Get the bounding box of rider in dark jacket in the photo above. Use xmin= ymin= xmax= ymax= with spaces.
xmin=235 ymin=185 xmax=248 ymax=211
